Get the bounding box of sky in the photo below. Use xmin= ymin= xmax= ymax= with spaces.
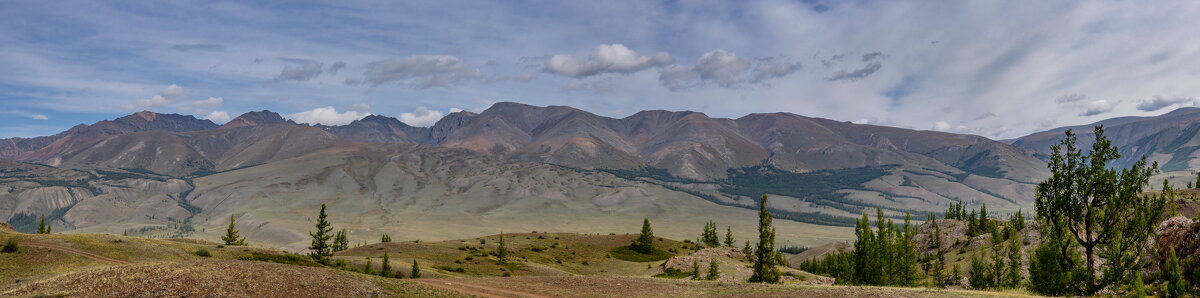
xmin=4 ymin=1 xmax=1200 ymax=139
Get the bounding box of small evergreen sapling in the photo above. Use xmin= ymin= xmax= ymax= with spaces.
xmin=222 ymin=214 xmax=246 ymax=246
xmin=707 ymin=258 xmax=720 ymax=280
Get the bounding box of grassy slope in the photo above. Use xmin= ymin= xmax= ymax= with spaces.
xmin=335 ymin=232 xmax=698 ymax=278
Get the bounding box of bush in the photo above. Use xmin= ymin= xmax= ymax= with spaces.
xmin=194 ymin=249 xmax=211 ymax=257
xmin=237 ymin=252 xmax=325 ymax=267
xmin=2 ymin=239 xmax=18 ymax=253
xmin=609 ymin=245 xmax=674 ymax=262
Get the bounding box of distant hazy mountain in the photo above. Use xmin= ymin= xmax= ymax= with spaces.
xmin=0 ymin=111 xmax=217 ymax=159
xmin=0 ymin=103 xmax=1056 ymax=248
xmin=1011 ymin=107 xmax=1200 ymax=172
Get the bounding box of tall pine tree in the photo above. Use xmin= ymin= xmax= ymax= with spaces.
xmin=748 ymin=194 xmax=781 ymax=283
xmin=724 ymin=226 xmax=735 ymax=247
xmin=308 ymin=204 xmax=334 ymax=264
xmin=701 ymin=220 xmax=719 ymax=246
xmin=631 ymin=218 xmax=655 ymax=254
xmin=222 ymin=214 xmax=246 ymax=246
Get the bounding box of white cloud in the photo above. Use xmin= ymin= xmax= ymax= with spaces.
xmin=277 ymin=62 xmax=324 ymax=81
xmin=192 ymin=97 xmax=224 ymax=108
xmin=123 ymin=84 xmax=185 ymax=110
xmin=353 ymin=55 xmax=481 ymax=89
xmin=1080 ymin=100 xmax=1115 ymax=116
xmin=203 ymin=111 xmax=231 ymax=124
xmin=543 ymin=44 xmax=673 ymax=78
xmin=1136 ymin=96 xmax=1195 ymax=111
xmin=286 ymin=106 xmax=369 ymax=125
xmin=1055 ymin=93 xmax=1089 ymax=103
xmin=398 ymin=106 xmax=460 ymax=127
xmin=30 ymin=114 xmax=48 ymax=120
xmin=658 ymin=49 xmax=802 ymax=91
xmin=932 ymin=121 xmax=951 ymax=131
xmin=349 ymin=103 xmax=372 ymax=113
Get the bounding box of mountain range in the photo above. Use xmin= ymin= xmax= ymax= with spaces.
xmin=5 ymin=102 xmax=1193 ymax=249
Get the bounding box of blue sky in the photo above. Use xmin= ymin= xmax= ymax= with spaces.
xmin=4 ymin=1 xmax=1200 ymax=139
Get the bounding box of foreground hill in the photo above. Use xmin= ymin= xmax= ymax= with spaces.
xmin=0 ymin=229 xmax=1033 ymax=297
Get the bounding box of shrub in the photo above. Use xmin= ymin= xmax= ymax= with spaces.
xmin=609 ymin=245 xmax=674 ymax=262
xmin=2 ymin=239 xmax=18 ymax=253
xmin=238 ymin=252 xmax=325 ymax=267
xmin=194 ymin=249 xmax=211 ymax=257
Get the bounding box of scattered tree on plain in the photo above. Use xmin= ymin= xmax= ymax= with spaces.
xmin=748 ymin=194 xmax=781 ymax=283
xmin=222 ymin=214 xmax=246 ymax=246
xmin=308 ymin=204 xmax=334 ymax=264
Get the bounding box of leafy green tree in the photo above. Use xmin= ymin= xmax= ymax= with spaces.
xmin=631 ymin=218 xmax=655 ymax=254
xmin=410 ymin=260 xmax=421 ymax=278
xmin=701 ymin=220 xmax=719 ymax=247
xmin=308 ymin=204 xmax=334 ymax=263
xmin=724 ymin=226 xmax=735 ymax=247
xmin=380 ymin=253 xmax=392 ymax=278
xmin=748 ymin=194 xmax=781 ymax=283
xmin=222 ymin=214 xmax=246 ymax=246
xmin=707 ymin=258 xmax=720 ymax=280
xmin=1035 ymin=126 xmax=1165 ymax=294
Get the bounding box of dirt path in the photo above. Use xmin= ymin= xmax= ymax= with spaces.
xmin=21 ymin=242 xmax=133 ymax=265
xmin=412 ymin=279 xmax=551 ymax=298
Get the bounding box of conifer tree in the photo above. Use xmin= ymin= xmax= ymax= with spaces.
xmin=1035 ymin=126 xmax=1164 ymax=294
xmin=222 ymin=214 xmax=246 ymax=246
xmin=691 ymin=259 xmax=701 ymax=280
xmin=37 ymin=215 xmax=46 ymax=234
xmin=969 ymin=251 xmax=992 ymax=289
xmin=363 ymin=259 xmax=373 ymax=275
xmin=497 ymin=232 xmax=507 ymax=263
xmin=1166 ymin=248 xmax=1186 ymax=297
xmin=990 ymin=244 xmax=1006 ymax=287
xmin=748 ymin=194 xmax=780 ymax=283
xmin=1194 ymin=171 xmax=1200 ymax=189
xmin=701 ymin=220 xmax=719 ymax=246
xmin=381 ymin=234 xmax=392 ymax=243
xmin=333 ymin=229 xmax=349 ymax=252
xmin=631 ymin=218 xmax=655 ymax=254
xmin=743 ymin=240 xmax=753 ymax=262
xmin=951 ymin=264 xmax=962 ymax=286
xmin=308 ymin=204 xmax=334 ymax=263
xmin=1131 ymin=270 xmax=1146 ymax=297
xmin=724 ymin=226 xmax=735 ymax=247
xmin=927 ymin=214 xmax=946 ymax=287
xmin=123 ymin=229 xmax=128 ymax=236
xmin=1004 ymin=227 xmax=1022 ymax=288
xmin=380 ymin=253 xmax=392 ymax=278
xmin=707 ymin=258 xmax=720 ymax=280
xmin=411 ymin=260 xmax=421 ymax=278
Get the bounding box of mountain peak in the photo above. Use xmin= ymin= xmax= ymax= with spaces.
xmin=221 ymin=110 xmax=295 ymax=129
